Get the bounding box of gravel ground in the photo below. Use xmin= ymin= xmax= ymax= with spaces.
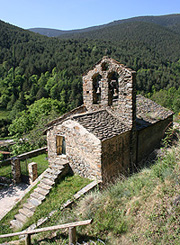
xmin=0 ymin=182 xmax=29 ymax=220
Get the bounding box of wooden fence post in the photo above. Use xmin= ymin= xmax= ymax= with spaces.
xmin=0 ymin=219 xmax=92 ymax=244
xmin=69 ymin=226 xmax=76 ymax=245
xmin=25 ymin=234 xmax=31 ymax=245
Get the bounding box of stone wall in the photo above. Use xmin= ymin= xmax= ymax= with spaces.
xmin=83 ymin=56 xmax=136 ymax=127
xmin=101 ymin=131 xmax=131 ymax=182
xmin=47 ymin=119 xmax=102 ymax=180
xmin=137 ymin=115 xmax=173 ymax=163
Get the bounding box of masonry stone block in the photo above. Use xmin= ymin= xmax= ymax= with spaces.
xmin=28 ymin=162 xmax=38 ymax=185
xmin=11 ymin=157 xmax=21 ymax=184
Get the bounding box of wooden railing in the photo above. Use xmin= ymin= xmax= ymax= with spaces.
xmin=0 ymin=219 xmax=93 ymax=245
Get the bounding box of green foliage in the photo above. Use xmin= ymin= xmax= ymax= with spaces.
xmin=1 ymin=18 xmax=180 ymax=122
xmin=0 ymin=110 xmax=9 ymax=120
xmin=0 ymin=164 xmax=11 ymax=178
xmin=0 ymin=153 xmax=3 ymax=161
xmin=9 ymin=98 xmax=61 ymax=136
xmin=1 ymin=17 xmax=180 ymax=155
xmin=0 ymin=118 xmax=11 ymax=137
xmin=149 ymin=86 xmax=180 ymax=114
xmin=8 ymin=98 xmax=65 ymax=155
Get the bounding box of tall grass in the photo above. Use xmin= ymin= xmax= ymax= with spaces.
xmin=54 ymin=144 xmax=180 ymax=244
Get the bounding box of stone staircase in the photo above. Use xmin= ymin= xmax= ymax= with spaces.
xmin=10 ymin=159 xmax=69 ymax=229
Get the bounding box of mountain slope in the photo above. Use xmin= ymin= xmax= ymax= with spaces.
xmin=28 ymin=14 xmax=180 ymax=37
xmin=59 ymin=21 xmax=180 ymax=62
xmin=0 ymin=20 xmax=108 ymax=76
xmin=1 ymin=17 xmax=180 ymax=119
xmin=28 ymin=28 xmax=69 ymax=37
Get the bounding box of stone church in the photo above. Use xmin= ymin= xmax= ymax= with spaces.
xmin=46 ymin=57 xmax=173 ymax=182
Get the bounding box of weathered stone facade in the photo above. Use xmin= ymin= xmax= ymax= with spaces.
xmin=137 ymin=115 xmax=173 ymax=162
xmin=83 ymin=56 xmax=136 ymax=127
xmin=46 ymin=57 xmax=174 ymax=183
xmin=47 ymin=119 xmax=102 ymax=180
xmin=101 ymin=131 xmax=131 ymax=182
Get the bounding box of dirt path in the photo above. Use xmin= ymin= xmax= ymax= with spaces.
xmin=0 ymin=183 xmax=29 ymax=220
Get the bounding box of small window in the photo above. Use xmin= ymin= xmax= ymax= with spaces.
xmin=56 ymin=135 xmax=66 ymax=155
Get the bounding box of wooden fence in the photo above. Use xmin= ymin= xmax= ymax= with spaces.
xmin=0 ymin=219 xmax=93 ymax=245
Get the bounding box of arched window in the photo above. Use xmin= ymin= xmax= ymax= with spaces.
xmin=92 ymin=74 xmax=102 ymax=104
xmin=107 ymin=72 xmax=119 ymax=106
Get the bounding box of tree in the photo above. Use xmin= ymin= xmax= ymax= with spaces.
xmin=36 ymin=87 xmax=48 ymax=100
xmin=9 ymin=98 xmax=64 ymax=155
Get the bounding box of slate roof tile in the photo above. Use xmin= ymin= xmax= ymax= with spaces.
xmin=72 ymin=110 xmax=129 ymax=141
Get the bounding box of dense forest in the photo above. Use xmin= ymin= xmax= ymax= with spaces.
xmin=30 ymin=14 xmax=180 ymax=37
xmin=0 ymin=15 xmax=180 ymax=154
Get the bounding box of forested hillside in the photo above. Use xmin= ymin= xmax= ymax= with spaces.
xmin=29 ymin=14 xmax=180 ymax=37
xmin=0 ymin=17 xmax=180 ymax=152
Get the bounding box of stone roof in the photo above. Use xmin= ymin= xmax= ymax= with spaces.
xmin=136 ymin=95 xmax=173 ymax=130
xmin=72 ymin=110 xmax=129 ymax=141
xmin=45 ymin=95 xmax=173 ymax=135
xmin=44 ymin=105 xmax=87 ymax=133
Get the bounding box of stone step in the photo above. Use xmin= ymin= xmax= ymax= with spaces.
xmin=37 ymin=182 xmax=52 ymax=190
xmin=54 ymin=158 xmax=69 ymax=164
xmin=10 ymin=161 xmax=68 ymax=230
xmin=50 ymin=164 xmax=65 ymax=170
xmin=46 ymin=168 xmax=62 ymax=175
xmin=43 ymin=173 xmax=57 ymax=181
xmin=30 ymin=191 xmax=46 ymax=201
xmin=23 ymin=202 xmax=36 ymax=212
xmin=15 ymin=213 xmax=27 ymax=223
xmin=19 ymin=208 xmax=34 ymax=218
xmin=34 ymin=187 xmax=50 ymax=196
xmin=10 ymin=219 xmax=23 ymax=229
xmin=41 ymin=177 xmax=55 ymax=186
xmin=28 ymin=198 xmax=41 ymax=207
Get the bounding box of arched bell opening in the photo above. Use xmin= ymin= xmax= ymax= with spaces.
xmin=107 ymin=72 xmax=119 ymax=106
xmin=92 ymin=73 xmax=102 ymax=104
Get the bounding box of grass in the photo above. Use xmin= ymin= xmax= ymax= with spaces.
xmin=20 ymin=153 xmax=48 ymax=176
xmin=0 ymin=174 xmax=91 ymax=244
xmin=22 ymin=175 xmax=91 ymax=230
xmin=0 ymin=153 xmax=48 ymax=179
xmin=0 ymin=164 xmax=12 ymax=178
xmin=37 ymin=143 xmax=180 ymax=244
xmin=1 ymin=137 xmax=180 ymax=244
